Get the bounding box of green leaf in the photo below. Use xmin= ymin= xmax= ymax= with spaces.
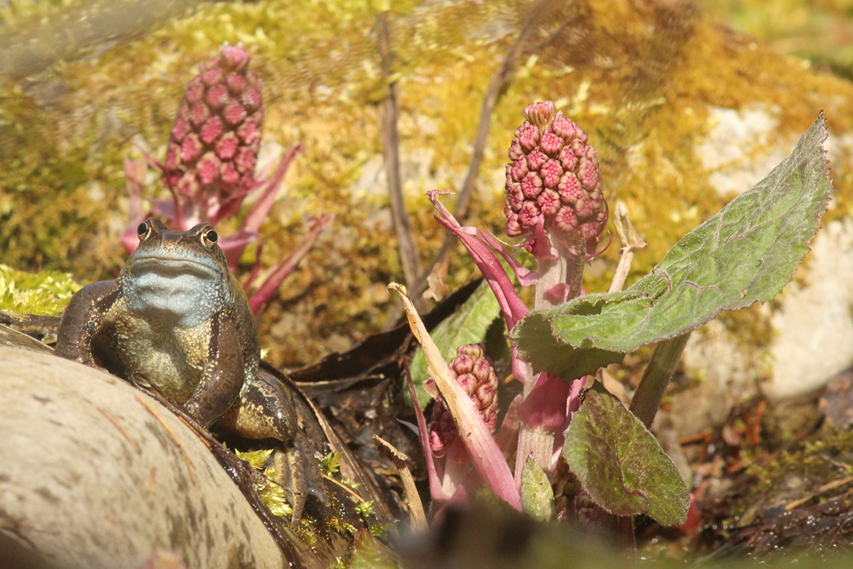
xmin=511 ymin=113 xmax=832 ymax=379
xmin=349 ymin=529 xmax=401 ymax=569
xmin=563 ymin=385 xmax=689 ymax=526
xmin=521 ymin=456 xmax=555 ymax=522
xmin=409 ymin=279 xmax=500 ymax=407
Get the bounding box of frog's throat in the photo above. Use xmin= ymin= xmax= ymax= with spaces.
xmin=122 ymin=256 xmax=231 ymax=327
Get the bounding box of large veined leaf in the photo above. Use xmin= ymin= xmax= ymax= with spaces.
xmin=409 ymin=279 xmax=500 ymax=407
xmin=511 ymin=113 xmax=832 ymax=380
xmin=563 ymin=385 xmax=689 ymax=526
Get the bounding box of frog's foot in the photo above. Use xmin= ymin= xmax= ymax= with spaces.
xmin=273 ymin=434 xmax=328 ymax=523
xmin=216 ymin=371 xmax=328 ymax=523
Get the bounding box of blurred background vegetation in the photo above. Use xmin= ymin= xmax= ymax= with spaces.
xmin=1 ymin=0 xmax=852 ymax=368
xmin=703 ymin=0 xmax=853 ymax=80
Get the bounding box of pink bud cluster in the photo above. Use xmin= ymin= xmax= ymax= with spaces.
xmin=504 ymin=101 xmax=607 ymax=253
xmin=162 ymin=44 xmax=263 ymax=221
xmin=429 ymin=344 xmax=499 ymax=460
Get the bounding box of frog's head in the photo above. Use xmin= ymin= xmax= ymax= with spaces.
xmin=120 ymin=218 xmax=235 ymax=327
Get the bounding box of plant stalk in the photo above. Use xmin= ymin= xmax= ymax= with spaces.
xmin=377 ymin=12 xmax=423 ymax=309
xmin=629 ymin=332 xmax=691 ymax=429
xmin=515 ymin=231 xmax=585 ymax=480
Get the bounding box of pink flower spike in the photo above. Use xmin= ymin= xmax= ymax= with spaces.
xmin=428 ymin=191 xmax=529 ymax=331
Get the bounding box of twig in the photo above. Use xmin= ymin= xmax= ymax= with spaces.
xmin=609 ymin=203 xmax=646 ymax=293
xmin=784 ymin=476 xmax=853 ymax=511
xmin=373 ymin=435 xmax=427 ymax=533
xmin=377 ymin=11 xmax=424 ymax=309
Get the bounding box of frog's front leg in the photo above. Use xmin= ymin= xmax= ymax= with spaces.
xmin=182 ymin=312 xmax=246 ymax=427
xmin=216 ymin=372 xmax=328 ymax=523
xmin=55 ymin=280 xmax=121 ymax=365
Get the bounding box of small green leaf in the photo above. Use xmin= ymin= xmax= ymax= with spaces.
xmin=521 ymin=456 xmax=554 ymax=522
xmin=563 ymin=385 xmax=689 ymax=526
xmin=409 ymin=279 xmax=500 ymax=407
xmin=349 ymin=529 xmax=401 ymax=569
xmin=512 ymin=113 xmax=832 ymax=380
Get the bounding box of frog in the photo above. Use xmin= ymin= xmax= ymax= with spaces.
xmin=55 ymin=217 xmax=327 ymax=522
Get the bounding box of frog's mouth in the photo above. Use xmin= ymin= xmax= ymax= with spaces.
xmin=129 ymin=256 xmax=222 ymax=281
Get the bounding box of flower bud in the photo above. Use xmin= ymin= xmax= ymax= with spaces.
xmin=162 ymin=44 xmax=263 ymax=220
xmin=428 ymin=344 xmax=499 ymax=459
xmin=504 ymin=101 xmax=607 ymax=255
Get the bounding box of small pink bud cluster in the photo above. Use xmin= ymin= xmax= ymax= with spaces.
xmin=504 ymin=101 xmax=607 ymax=253
xmin=162 ymin=44 xmax=263 ymax=221
xmin=428 ymin=344 xmax=499 ymax=460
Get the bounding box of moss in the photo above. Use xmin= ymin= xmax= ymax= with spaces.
xmin=0 ymin=264 xmax=81 ymax=315
xmin=729 ymin=427 xmax=853 ymax=526
xmin=3 ymin=0 xmax=852 ymax=367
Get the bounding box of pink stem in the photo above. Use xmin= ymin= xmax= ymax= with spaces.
xmin=514 ymin=227 xmax=587 ymax=480
xmin=248 ymin=215 xmax=331 ymax=313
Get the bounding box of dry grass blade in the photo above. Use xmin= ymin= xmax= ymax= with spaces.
xmin=388 ymin=283 xmax=521 ymax=510
xmin=374 ymin=435 xmax=427 ymax=532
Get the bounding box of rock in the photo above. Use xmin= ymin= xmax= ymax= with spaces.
xmin=767 ymin=218 xmax=853 ymax=399
xmin=697 ymin=104 xmax=794 ymax=198
xmin=819 ymin=368 xmax=853 ymax=429
xmin=0 ymin=343 xmax=291 ymax=569
xmin=676 ymin=116 xmax=853 ymax=423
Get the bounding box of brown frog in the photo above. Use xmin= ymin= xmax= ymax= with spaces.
xmin=55 ymin=218 xmax=326 ymax=521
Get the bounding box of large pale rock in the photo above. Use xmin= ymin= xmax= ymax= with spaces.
xmin=767 ymin=218 xmax=853 ymax=398
xmin=0 ymin=343 xmax=290 ymax=569
xmin=698 ymin=104 xmax=794 ymax=198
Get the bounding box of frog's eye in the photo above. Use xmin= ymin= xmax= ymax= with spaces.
xmin=137 ymin=221 xmax=150 ymax=240
xmin=201 ymin=227 xmax=218 ymax=247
